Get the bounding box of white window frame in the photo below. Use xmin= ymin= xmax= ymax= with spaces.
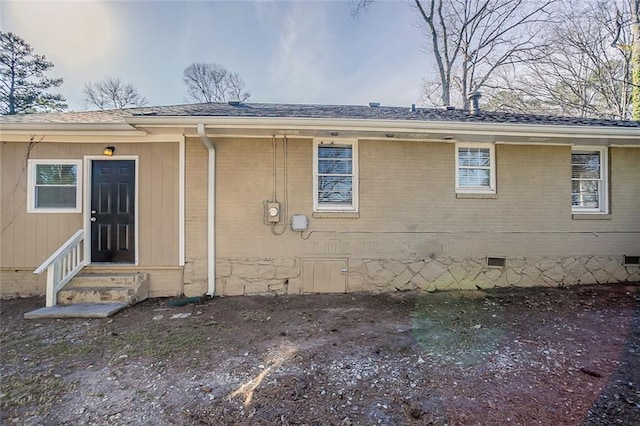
xmin=313 ymin=138 xmax=359 ymax=212
xmin=455 ymin=142 xmax=496 ymax=194
xmin=27 ymin=159 xmax=83 ymax=213
xmin=571 ymin=146 xmax=608 ymax=214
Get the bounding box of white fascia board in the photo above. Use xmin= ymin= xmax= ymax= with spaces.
xmin=0 ymin=134 xmax=183 ymax=144
xmin=610 ymin=143 xmax=640 ymax=147
xmin=126 ymin=116 xmax=640 ymax=140
xmin=0 ymin=122 xmax=144 ymax=134
xmin=495 ymin=141 xmax=574 ymax=147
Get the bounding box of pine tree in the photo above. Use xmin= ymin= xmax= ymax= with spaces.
xmin=0 ymin=32 xmax=66 ymax=114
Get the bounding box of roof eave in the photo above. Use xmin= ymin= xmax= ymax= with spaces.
xmin=125 ymin=116 xmax=640 ymax=140
xmin=0 ymin=122 xmax=146 ymax=136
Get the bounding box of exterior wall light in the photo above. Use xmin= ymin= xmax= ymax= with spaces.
xmin=103 ymin=146 xmax=115 ymax=156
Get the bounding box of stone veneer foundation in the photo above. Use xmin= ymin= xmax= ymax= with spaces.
xmin=216 ymin=256 xmax=640 ymax=296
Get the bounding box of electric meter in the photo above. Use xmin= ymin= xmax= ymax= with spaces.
xmin=266 ymin=202 xmax=280 ymax=223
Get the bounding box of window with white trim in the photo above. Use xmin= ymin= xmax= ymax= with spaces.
xmin=27 ymin=160 xmax=82 ymax=213
xmin=571 ymin=147 xmax=608 ymax=214
xmin=455 ymin=143 xmax=496 ymax=193
xmin=313 ymin=139 xmax=358 ymax=212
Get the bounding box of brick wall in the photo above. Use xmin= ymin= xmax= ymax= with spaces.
xmin=184 ymin=136 xmax=640 ymax=296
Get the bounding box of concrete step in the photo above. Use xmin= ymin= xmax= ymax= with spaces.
xmin=58 ymin=273 xmax=149 ymax=306
xmin=65 ymin=273 xmax=148 ymax=288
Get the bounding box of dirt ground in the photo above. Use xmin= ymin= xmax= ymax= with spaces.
xmin=1 ymin=284 xmax=639 ymax=425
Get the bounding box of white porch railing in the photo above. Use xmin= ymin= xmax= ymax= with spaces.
xmin=34 ymin=229 xmax=86 ymax=307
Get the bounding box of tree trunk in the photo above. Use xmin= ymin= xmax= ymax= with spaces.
xmin=461 ymin=55 xmax=470 ymax=111
xmin=415 ymin=0 xmax=451 ymax=106
xmin=8 ymin=57 xmax=16 ymax=115
xmin=632 ymin=0 xmax=640 ymax=120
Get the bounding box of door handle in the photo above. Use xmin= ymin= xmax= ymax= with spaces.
xmin=90 ymin=217 xmax=97 ymax=222
xmin=91 ymin=210 xmax=96 ymax=214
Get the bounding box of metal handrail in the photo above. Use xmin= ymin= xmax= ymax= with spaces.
xmin=34 ymin=229 xmax=86 ymax=307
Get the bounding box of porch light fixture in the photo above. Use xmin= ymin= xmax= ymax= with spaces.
xmin=103 ymin=146 xmax=115 ymax=156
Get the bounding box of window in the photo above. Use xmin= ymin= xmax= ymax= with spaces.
xmin=455 ymin=143 xmax=496 ymax=193
xmin=27 ymin=160 xmax=82 ymax=213
xmin=571 ymin=147 xmax=608 ymax=214
xmin=313 ymin=139 xmax=358 ymax=212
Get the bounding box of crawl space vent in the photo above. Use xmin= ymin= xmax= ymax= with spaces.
xmin=487 ymin=257 xmax=507 ymax=268
xmin=624 ymin=256 xmax=640 ymax=266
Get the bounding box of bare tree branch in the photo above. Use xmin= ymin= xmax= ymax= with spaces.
xmin=83 ymin=77 xmax=147 ymax=110
xmin=410 ymin=0 xmax=558 ymax=108
xmin=183 ymin=63 xmax=251 ymax=103
xmin=351 ymin=0 xmax=377 ymax=17
xmin=484 ymin=0 xmax=633 ymax=120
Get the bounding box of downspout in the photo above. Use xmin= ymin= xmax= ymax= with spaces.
xmin=197 ymin=124 xmax=216 ymax=297
xmin=178 ymin=136 xmax=185 ymax=266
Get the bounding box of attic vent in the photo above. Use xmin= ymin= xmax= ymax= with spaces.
xmin=228 ymin=100 xmax=241 ymax=106
xmin=487 ymin=257 xmax=507 ymax=268
xmin=369 ymin=102 xmax=380 ymax=107
xmin=624 ymin=255 xmax=640 ymax=266
xmin=446 ymin=106 xmax=456 ymax=111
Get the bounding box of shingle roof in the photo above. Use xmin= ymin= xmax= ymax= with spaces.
xmin=2 ymin=102 xmax=639 ymax=128
xmin=0 ymin=109 xmax=133 ymax=124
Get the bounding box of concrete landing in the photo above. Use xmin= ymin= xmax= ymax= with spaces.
xmin=24 ymin=303 xmax=128 ymax=319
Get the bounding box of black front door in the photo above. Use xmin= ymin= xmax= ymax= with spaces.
xmin=91 ymin=160 xmax=135 ymax=263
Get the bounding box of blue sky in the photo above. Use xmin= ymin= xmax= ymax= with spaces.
xmin=2 ymin=0 xmax=429 ymax=111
